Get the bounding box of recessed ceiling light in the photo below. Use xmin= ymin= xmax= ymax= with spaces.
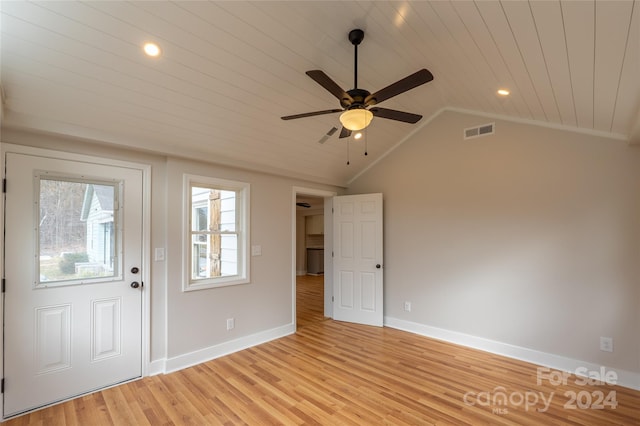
xmin=143 ymin=42 xmax=161 ymax=57
xmin=497 ymin=89 xmax=510 ymax=96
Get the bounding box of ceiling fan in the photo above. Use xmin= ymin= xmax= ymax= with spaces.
xmin=281 ymin=29 xmax=434 ymax=139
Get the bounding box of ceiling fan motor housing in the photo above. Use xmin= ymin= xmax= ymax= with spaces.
xmin=341 ymin=88 xmax=372 ymax=109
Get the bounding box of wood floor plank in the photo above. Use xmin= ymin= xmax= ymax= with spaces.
xmin=296 ymin=274 xmax=327 ymax=329
xmin=5 ymin=276 xmax=640 ymax=424
xmin=6 ymin=319 xmax=640 ymax=425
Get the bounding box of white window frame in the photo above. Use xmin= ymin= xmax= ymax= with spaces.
xmin=183 ymin=174 xmax=250 ymax=291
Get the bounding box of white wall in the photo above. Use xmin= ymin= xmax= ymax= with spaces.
xmin=347 ymin=110 xmax=640 ymax=375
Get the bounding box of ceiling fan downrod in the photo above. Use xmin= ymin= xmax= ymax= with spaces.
xmin=349 ymin=29 xmax=364 ymax=89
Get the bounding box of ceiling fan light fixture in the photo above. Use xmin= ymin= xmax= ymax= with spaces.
xmin=340 ymin=108 xmax=373 ymax=131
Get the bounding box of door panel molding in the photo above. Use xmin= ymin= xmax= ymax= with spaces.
xmin=333 ymin=193 xmax=384 ymax=327
xmin=91 ymin=297 xmax=123 ymax=361
xmin=35 ymin=304 xmax=72 ymax=374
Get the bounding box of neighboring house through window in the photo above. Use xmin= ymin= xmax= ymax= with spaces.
xmin=81 ymin=184 xmax=116 ymax=273
xmin=37 ymin=176 xmax=119 ymax=285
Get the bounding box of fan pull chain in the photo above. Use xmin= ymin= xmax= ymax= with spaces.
xmin=346 ymin=138 xmax=350 ymax=165
xmin=364 ymin=129 xmax=368 ymax=156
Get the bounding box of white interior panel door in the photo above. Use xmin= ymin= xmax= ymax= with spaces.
xmin=3 ymin=152 xmax=143 ymax=417
xmin=333 ymin=193 xmax=383 ymax=326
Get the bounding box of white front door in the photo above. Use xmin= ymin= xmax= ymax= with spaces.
xmin=3 ymin=152 xmax=143 ymax=417
xmin=333 ymin=193 xmax=383 ymax=326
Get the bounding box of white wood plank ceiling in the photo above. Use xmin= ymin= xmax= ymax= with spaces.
xmin=1 ymin=1 xmax=638 ymax=186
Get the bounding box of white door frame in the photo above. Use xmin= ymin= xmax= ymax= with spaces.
xmin=291 ymin=186 xmax=337 ymax=325
xmin=0 ymin=143 xmax=152 ymax=420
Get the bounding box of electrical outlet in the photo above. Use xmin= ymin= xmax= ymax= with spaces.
xmin=403 ymin=301 xmax=411 ymax=312
xmin=226 ymin=318 xmax=235 ymax=331
xmin=600 ymin=336 xmax=613 ymax=352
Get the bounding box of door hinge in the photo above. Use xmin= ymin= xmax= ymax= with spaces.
xmin=332 ymin=296 xmax=334 ymax=302
xmin=332 ymin=251 xmax=334 ymax=258
xmin=2 ymin=178 xmax=6 ymax=193
xmin=1 ymin=378 xmax=4 ymax=393
xmin=1 ymin=278 xmax=5 ymax=293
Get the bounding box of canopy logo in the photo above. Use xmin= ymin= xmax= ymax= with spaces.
xmin=462 ymin=366 xmax=618 ymax=416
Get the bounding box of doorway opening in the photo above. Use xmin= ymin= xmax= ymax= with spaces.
xmin=292 ymin=187 xmax=335 ymax=329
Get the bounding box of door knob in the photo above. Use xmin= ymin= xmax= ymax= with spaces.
xmin=131 ymin=267 xmax=139 ymax=274
xmin=376 ymin=264 xmax=381 ymax=269
xmin=130 ymin=281 xmax=140 ymax=289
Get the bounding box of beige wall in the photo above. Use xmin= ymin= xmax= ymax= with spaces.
xmin=4 ymin=109 xmax=640 ymax=377
xmin=295 ymin=209 xmax=323 ymax=274
xmin=165 ymin=157 xmax=295 ymax=358
xmin=296 ymin=211 xmax=306 ymax=275
xmin=348 ymin=110 xmax=640 ymax=373
xmin=0 ymin=129 xmax=339 ymax=366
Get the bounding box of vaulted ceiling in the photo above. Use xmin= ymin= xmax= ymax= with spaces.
xmin=1 ymin=1 xmax=638 ymax=187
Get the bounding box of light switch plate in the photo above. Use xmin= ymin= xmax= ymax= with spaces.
xmin=600 ymin=336 xmax=613 ymax=352
xmin=251 ymin=245 xmax=262 ymax=256
xmin=154 ymin=247 xmax=165 ymax=261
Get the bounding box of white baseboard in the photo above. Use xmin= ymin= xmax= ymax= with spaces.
xmin=163 ymin=323 xmax=296 ymax=374
xmin=384 ymin=316 xmax=640 ymax=391
xmin=147 ymin=359 xmax=166 ymax=376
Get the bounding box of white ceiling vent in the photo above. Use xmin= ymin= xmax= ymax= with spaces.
xmin=464 ymin=122 xmax=494 ymax=139
xmin=317 ymin=127 xmax=338 ymax=144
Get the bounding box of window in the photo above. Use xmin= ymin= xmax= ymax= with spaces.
xmin=184 ymin=174 xmax=250 ymax=290
xmin=37 ymin=174 xmax=121 ymax=286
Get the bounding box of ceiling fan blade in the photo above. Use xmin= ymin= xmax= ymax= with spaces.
xmin=306 ymin=70 xmax=354 ymax=103
xmin=339 ymin=127 xmax=352 ymax=139
xmin=365 ymin=69 xmax=434 ymax=105
xmin=370 ymin=107 xmax=422 ymax=124
xmin=281 ymin=109 xmax=343 ymax=120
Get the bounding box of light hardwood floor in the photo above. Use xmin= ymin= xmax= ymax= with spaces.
xmin=5 ymin=277 xmax=640 ymax=425
xmin=296 ymin=274 xmax=326 ymax=329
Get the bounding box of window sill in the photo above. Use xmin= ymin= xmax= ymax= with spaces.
xmin=183 ymin=276 xmax=249 ymax=292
